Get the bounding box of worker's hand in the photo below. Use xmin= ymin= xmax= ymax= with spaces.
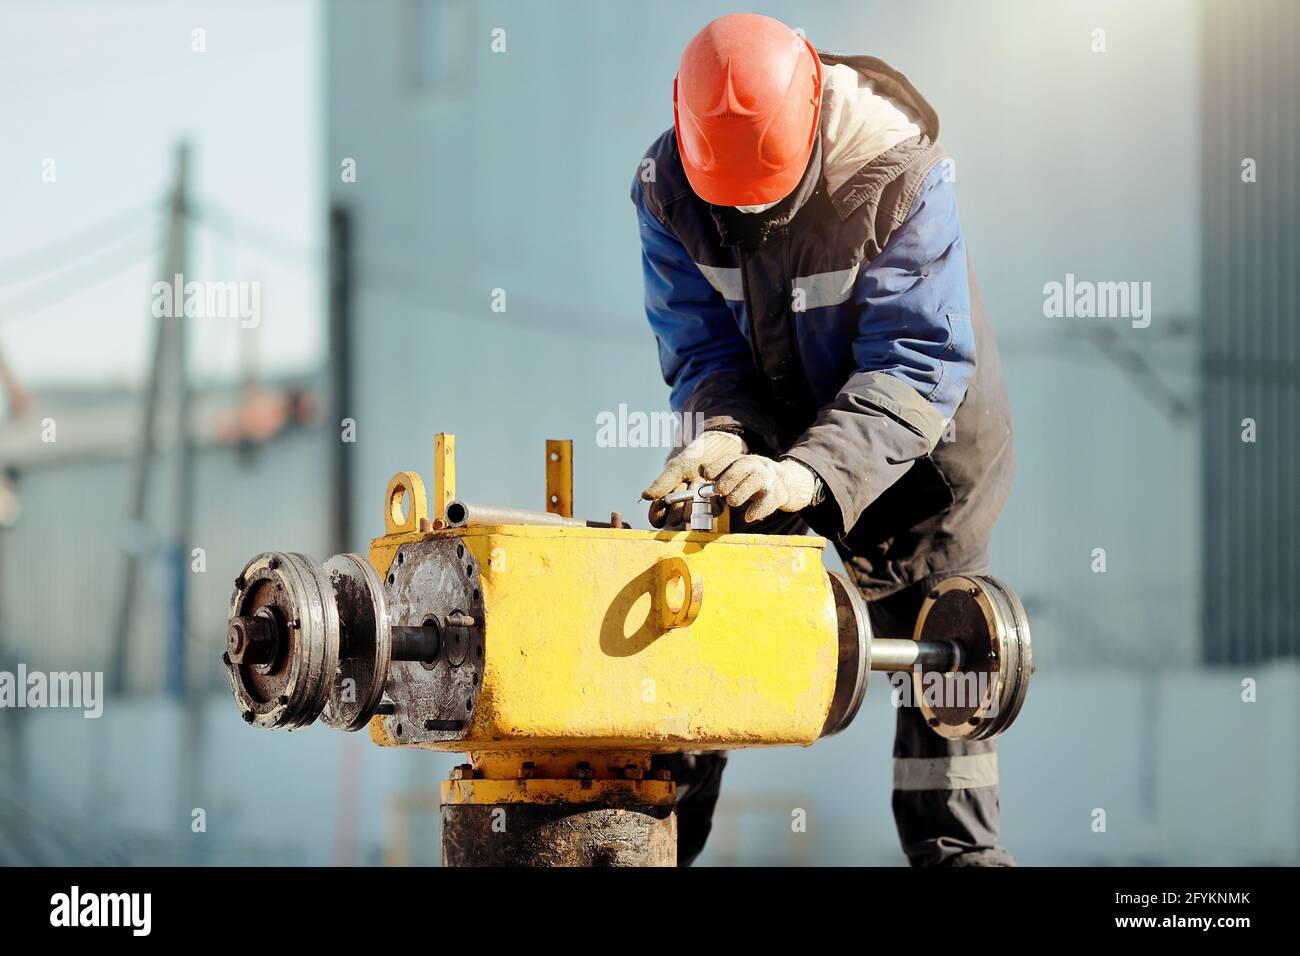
xmin=713 ymin=455 xmax=817 ymax=524
xmin=642 ymin=431 xmax=745 ymax=528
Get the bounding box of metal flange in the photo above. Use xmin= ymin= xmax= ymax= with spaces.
xmin=820 ymin=571 xmax=872 ymax=738
xmin=226 ymin=552 xmax=340 ymax=730
xmin=377 ymin=537 xmax=486 ymax=746
xmin=320 ymin=553 xmax=392 ymax=731
xmin=911 ymin=574 xmax=1033 ymax=740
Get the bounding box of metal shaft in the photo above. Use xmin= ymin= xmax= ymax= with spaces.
xmin=391 ymin=624 xmax=442 ymax=663
xmin=388 ymin=616 xmax=477 ymax=664
xmin=870 ymin=638 xmax=963 ymax=673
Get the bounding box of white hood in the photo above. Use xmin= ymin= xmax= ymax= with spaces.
xmin=734 ymin=59 xmax=926 ymax=213
xmin=819 ymin=62 xmax=923 ymax=196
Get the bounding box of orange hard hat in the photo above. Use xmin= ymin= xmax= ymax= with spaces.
xmin=673 ymin=14 xmax=823 ymax=207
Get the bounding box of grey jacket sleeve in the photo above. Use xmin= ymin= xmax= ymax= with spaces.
xmin=783 ymin=372 xmax=947 ymax=536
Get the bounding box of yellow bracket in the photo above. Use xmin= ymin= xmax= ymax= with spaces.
xmin=545 ymin=439 xmax=573 ymax=517
xmin=433 ymin=432 xmax=456 ymax=525
xmin=383 ymin=471 xmax=427 ymax=536
xmin=654 ymin=556 xmax=703 ymax=630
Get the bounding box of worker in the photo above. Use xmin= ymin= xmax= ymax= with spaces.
xmin=634 ymin=13 xmax=1016 ymax=866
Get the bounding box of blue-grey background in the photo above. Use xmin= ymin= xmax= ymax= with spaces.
xmin=0 ymin=0 xmax=1295 ymax=865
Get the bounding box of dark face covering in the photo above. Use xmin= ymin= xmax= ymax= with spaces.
xmin=709 ymin=130 xmax=824 ymax=252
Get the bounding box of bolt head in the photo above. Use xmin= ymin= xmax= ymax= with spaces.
xmin=227 ymin=615 xmax=277 ymax=667
xmin=226 ymin=622 xmax=249 ymax=664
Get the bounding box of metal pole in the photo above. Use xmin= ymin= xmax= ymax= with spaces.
xmin=109 ymin=141 xmax=189 ymax=696
xmin=444 ymin=500 xmax=601 ymax=529
xmin=328 ymin=205 xmax=353 ymax=554
xmin=168 ymin=142 xmax=192 ymax=699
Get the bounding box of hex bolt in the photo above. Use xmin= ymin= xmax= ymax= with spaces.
xmin=573 ymin=761 xmax=594 ymax=788
xmin=623 ymin=763 xmax=644 ymax=781
xmin=227 ymin=615 xmax=278 ymax=667
xmin=518 ymin=761 xmax=537 ymax=780
xmin=450 ymin=763 xmax=475 ymax=781
xmin=654 ymin=769 xmax=673 ymax=782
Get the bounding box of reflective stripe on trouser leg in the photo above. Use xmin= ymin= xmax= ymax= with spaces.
xmin=893 ymin=752 xmax=999 ymax=790
xmin=891 ymin=681 xmax=1014 ymax=866
xmin=863 ymin=564 xmax=1016 ymax=867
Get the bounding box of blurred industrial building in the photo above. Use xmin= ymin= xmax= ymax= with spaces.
xmin=0 ymin=0 xmax=1295 ymax=865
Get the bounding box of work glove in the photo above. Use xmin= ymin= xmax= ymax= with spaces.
xmin=642 ymin=430 xmax=746 ymax=528
xmin=713 ymin=455 xmax=817 ymax=524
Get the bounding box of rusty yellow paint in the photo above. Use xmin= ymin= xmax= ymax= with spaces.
xmin=367 ymin=529 xmax=424 ymax=583
xmin=368 ymin=701 xmax=402 ymax=748
xmin=364 ymin=462 xmax=839 ymax=769
xmin=378 ymin=524 xmax=839 ymax=752
xmin=471 ymin=749 xmax=651 ymax=780
xmin=544 ymin=439 xmax=573 ymax=517
xmin=442 ymin=777 xmax=675 ymax=806
xmin=432 ymin=433 xmax=455 ymax=522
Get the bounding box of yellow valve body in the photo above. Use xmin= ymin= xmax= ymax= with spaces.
xmin=368 ymin=525 xmax=838 ymax=753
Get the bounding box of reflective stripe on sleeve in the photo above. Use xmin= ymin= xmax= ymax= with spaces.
xmin=693 ymin=263 xmax=744 ymax=301
xmin=792 ymin=264 xmax=859 ymax=309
